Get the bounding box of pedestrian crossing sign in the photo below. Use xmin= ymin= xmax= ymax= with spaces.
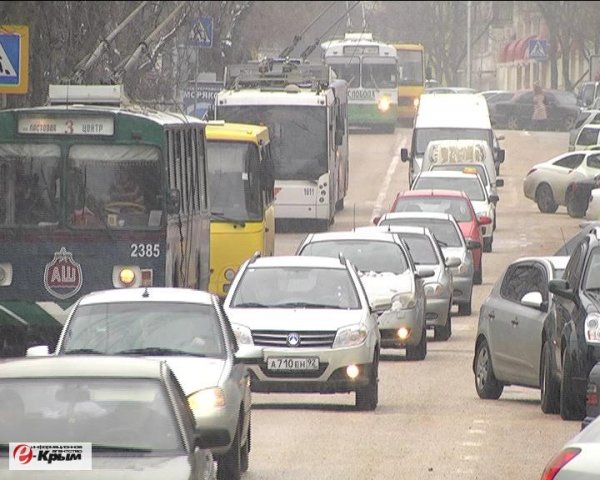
xmin=528 ymin=38 xmax=548 ymax=61
xmin=0 ymin=25 xmax=29 ymax=94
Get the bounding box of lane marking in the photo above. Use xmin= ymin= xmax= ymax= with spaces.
xmin=371 ymin=138 xmax=407 ymax=220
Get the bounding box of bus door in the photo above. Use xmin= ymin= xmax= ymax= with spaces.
xmin=258 ymin=141 xmax=275 ymax=256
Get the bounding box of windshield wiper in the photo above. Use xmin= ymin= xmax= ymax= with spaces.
xmin=234 ymin=302 xmax=271 ymax=308
xmin=63 ymin=348 xmax=105 ymax=355
xmin=210 ymin=212 xmax=246 ymax=227
xmin=274 ymin=302 xmax=334 ymax=309
xmin=115 ymin=347 xmax=206 ymax=357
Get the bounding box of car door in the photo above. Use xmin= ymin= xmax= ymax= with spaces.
xmin=550 ymin=153 xmax=586 ymax=203
xmin=579 ymin=152 xmax=600 ymax=180
xmin=515 ymin=91 xmax=534 ymax=126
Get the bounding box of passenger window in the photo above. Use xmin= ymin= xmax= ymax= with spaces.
xmin=587 ymin=154 xmax=600 ymax=169
xmin=578 ymin=128 xmax=600 ymax=146
xmin=554 ymin=154 xmax=584 ymax=169
xmin=500 ymin=264 xmax=533 ymax=303
xmin=564 ymin=241 xmax=587 ymax=290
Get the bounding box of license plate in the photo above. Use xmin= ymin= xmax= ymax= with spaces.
xmin=267 ymin=357 xmax=319 ymax=371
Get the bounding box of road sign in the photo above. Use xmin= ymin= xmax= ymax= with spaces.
xmin=0 ymin=25 xmax=29 ymax=94
xmin=528 ymin=38 xmax=549 ymax=61
xmin=188 ymin=16 xmax=213 ymax=48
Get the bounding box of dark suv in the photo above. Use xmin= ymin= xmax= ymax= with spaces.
xmin=549 ymin=227 xmax=600 ymax=420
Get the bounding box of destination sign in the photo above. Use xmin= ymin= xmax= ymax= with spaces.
xmin=18 ymin=115 xmax=114 ymax=136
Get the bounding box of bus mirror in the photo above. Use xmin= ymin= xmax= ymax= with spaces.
xmin=497 ymin=149 xmax=505 ymax=163
xmin=335 ymin=129 xmax=344 ymax=146
xmin=166 ymin=189 xmax=181 ymax=214
xmin=401 ymin=148 xmax=410 ymax=162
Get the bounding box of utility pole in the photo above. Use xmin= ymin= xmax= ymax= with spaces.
xmin=467 ymin=0 xmax=472 ymax=88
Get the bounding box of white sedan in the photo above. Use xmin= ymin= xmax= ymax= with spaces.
xmin=523 ymin=150 xmax=600 ymax=215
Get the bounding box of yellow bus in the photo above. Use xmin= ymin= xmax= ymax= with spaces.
xmin=206 ymin=121 xmax=275 ymax=298
xmin=393 ymin=43 xmax=426 ymax=122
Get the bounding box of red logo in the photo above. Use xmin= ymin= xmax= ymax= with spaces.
xmin=43 ymin=247 xmax=83 ymax=299
xmin=12 ymin=444 xmax=33 ymax=464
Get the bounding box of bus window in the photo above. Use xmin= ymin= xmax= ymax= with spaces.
xmin=362 ymin=61 xmax=397 ymax=89
xmin=328 ymin=61 xmax=360 ymax=88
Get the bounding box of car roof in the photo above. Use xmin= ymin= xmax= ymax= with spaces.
xmin=0 ymin=356 xmax=164 ymax=379
xmin=77 ymin=287 xmax=215 ymax=306
xmin=250 ymin=255 xmax=347 ymax=269
xmin=511 ymin=255 xmax=570 ymax=270
xmin=355 ymin=225 xmax=432 ymax=237
xmin=380 ymin=211 xmax=455 ymax=222
xmin=398 ymin=189 xmax=469 ymax=199
xmin=303 ymin=230 xmax=403 ymax=244
xmin=416 ymin=170 xmax=480 ymax=179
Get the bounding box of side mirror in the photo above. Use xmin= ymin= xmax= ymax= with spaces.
xmin=416 ymin=267 xmax=435 ymax=279
xmin=234 ymin=345 xmax=264 ymax=365
xmin=372 ymin=216 xmax=381 ymax=226
xmin=520 ymin=291 xmax=544 ymax=309
xmin=445 ymin=257 xmax=461 ymax=268
xmin=335 ymin=129 xmax=344 ymax=146
xmin=477 ymin=215 xmax=492 ymax=225
xmin=466 ymin=240 xmax=481 ymax=250
xmin=497 ymin=149 xmax=505 ymax=163
xmin=496 ymin=135 xmax=505 ymax=141
xmin=166 ymin=189 xmax=181 ymax=214
xmin=26 ymin=345 xmax=50 ymax=357
xmin=548 ymin=279 xmax=578 ymax=304
xmin=496 ymin=178 xmax=504 ymax=187
xmin=489 ymin=194 xmax=499 ymax=204
xmin=400 ymin=148 xmax=410 ymax=162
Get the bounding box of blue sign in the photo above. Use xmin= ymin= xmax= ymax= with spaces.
xmin=0 ymin=33 xmax=19 ymax=84
xmin=528 ymin=39 xmax=549 ymax=61
xmin=188 ymin=16 xmax=213 ymax=48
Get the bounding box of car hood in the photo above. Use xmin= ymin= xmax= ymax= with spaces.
xmin=0 ymin=455 xmax=193 ymax=479
xmin=227 ymin=308 xmax=366 ymax=331
xmin=359 ymin=271 xmax=414 ymax=306
xmin=146 ymin=356 xmax=226 ymax=395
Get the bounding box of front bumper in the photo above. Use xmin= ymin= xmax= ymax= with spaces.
xmin=377 ymin=308 xmax=423 ymax=348
xmin=424 ymin=296 xmax=451 ymax=327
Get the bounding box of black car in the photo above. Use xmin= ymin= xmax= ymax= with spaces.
xmin=548 ymin=227 xmax=600 ymax=420
xmin=582 ymin=362 xmax=600 ymax=429
xmin=491 ymin=89 xmax=581 ymax=131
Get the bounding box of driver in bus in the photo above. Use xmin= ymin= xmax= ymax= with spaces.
xmin=109 ymin=170 xmax=144 ymax=205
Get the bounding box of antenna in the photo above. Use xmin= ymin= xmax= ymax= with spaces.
xmin=560 ymin=227 xmax=568 ymax=254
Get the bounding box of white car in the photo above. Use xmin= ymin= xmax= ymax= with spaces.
xmin=411 ymin=170 xmax=498 ymax=252
xmin=223 ymin=255 xmax=381 ymax=410
xmin=523 ymin=150 xmax=600 ymax=215
xmin=295 ymin=230 xmax=433 ymax=357
xmin=27 ymin=287 xmax=260 ymax=480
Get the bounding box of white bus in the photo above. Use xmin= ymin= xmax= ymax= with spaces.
xmin=215 ymin=61 xmax=349 ymax=231
xmin=321 ymin=33 xmax=398 ymax=132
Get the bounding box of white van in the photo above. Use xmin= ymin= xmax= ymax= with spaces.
xmin=422 ymin=139 xmax=504 ymax=198
xmin=401 ymin=93 xmax=505 ymax=183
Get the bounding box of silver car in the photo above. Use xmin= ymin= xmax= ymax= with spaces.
xmin=27 ymin=288 xmax=260 ymax=480
xmin=356 ymin=225 xmax=460 ymax=341
xmin=377 ymin=212 xmax=477 ymax=316
xmin=296 ymin=231 xmax=432 ymax=359
xmin=0 ymin=356 xmax=218 ymax=479
xmin=472 ymin=256 xmax=568 ymax=415
xmin=223 ymin=255 xmax=381 ymax=410
xmin=540 ymin=413 xmax=600 ymax=479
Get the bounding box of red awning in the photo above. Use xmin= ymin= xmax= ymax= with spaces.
xmin=514 ymin=35 xmax=536 ymax=61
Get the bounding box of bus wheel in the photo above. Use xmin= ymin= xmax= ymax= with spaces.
xmin=335 ymin=198 xmax=345 ymax=211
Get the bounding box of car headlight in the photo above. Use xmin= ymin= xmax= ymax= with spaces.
xmin=232 ymin=323 xmax=253 ymax=345
xmin=391 ymin=292 xmax=416 ymax=310
xmin=585 ymin=313 xmax=600 ymax=344
xmin=377 ymin=96 xmax=391 ymax=112
xmin=188 ymin=387 xmax=225 ymax=414
xmin=333 ymin=325 xmax=368 ymax=348
xmin=425 ymin=282 xmax=445 ymax=298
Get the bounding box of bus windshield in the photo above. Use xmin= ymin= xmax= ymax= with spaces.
xmin=218 ymin=105 xmax=327 ymax=180
xmin=207 ymin=140 xmax=262 ymax=221
xmin=415 ymin=128 xmax=492 ymax=156
xmin=397 ymin=50 xmax=424 ymax=86
xmin=0 ymin=144 xmax=61 ymax=227
xmin=67 ymin=145 xmax=162 ymax=230
xmin=362 ymin=59 xmax=397 ymax=89
xmin=327 ymin=60 xmax=360 ymax=88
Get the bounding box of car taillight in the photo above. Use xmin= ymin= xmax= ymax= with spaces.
xmin=526 ymin=168 xmax=537 ymax=176
xmin=586 ymin=383 xmax=598 ymax=407
xmin=540 ymin=448 xmax=581 ymax=480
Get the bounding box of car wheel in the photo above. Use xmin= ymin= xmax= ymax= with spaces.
xmin=507 ymin=114 xmax=520 ymax=130
xmin=560 ymin=349 xmax=585 ymax=421
xmin=406 ymin=326 xmax=427 ymax=361
xmin=535 ymin=183 xmax=559 ymax=214
xmin=355 ymin=354 xmax=379 ymax=411
xmin=458 ymin=301 xmax=472 ymax=316
xmin=217 ymin=417 xmax=242 ymax=480
xmin=240 ymin=412 xmax=250 ymax=473
xmin=434 ymin=312 xmax=452 ymax=341
xmin=566 ymin=190 xmax=587 ymax=218
xmin=540 ymin=341 xmax=560 ymax=414
xmin=473 ymin=267 xmax=482 ymax=285
xmin=474 ymin=339 xmax=504 ymax=399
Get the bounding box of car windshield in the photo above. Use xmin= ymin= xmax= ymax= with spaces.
xmin=584 ymin=248 xmax=600 ymax=291
xmin=430 ymin=164 xmax=489 ymax=186
xmin=379 ymin=218 xmax=463 ymax=247
xmin=412 ymin=175 xmax=486 ymax=201
xmin=61 ymin=302 xmax=226 ymax=358
xmin=415 ymin=128 xmax=492 ymax=156
xmin=299 ymin=240 xmax=410 ymax=274
xmin=230 ymin=266 xmax=361 ymax=309
xmin=396 ymin=234 xmax=439 ymax=265
xmin=394 ymin=196 xmax=473 ymax=222
xmin=0 ymin=378 xmax=183 ymax=452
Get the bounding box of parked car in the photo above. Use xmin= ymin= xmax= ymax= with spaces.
xmin=0 ymin=356 xmax=220 ymax=479
xmin=375 ymin=212 xmax=478 ymax=316
xmin=491 ymin=89 xmax=580 ymax=131
xmin=376 ymin=188 xmax=489 ymax=284
xmin=582 ymin=362 xmax=600 ymax=429
xmin=472 ymin=255 xmax=568 ymax=414
xmin=568 ymin=110 xmax=600 ymax=151
xmin=295 ymin=231 xmax=431 ymax=359
xmin=573 ymin=124 xmax=600 ymax=151
xmin=540 ymin=414 xmax=600 ymax=479
xmin=523 ymin=150 xmax=600 ymax=217
xmin=479 ymin=89 xmax=515 ymax=107
xmin=355 ymin=225 xmax=459 ymax=341
xmin=548 ymin=226 xmax=600 ymax=420
xmin=27 ymin=287 xmax=259 ymax=480
xmin=222 ymin=255 xmax=381 ymax=410
xmin=411 ymin=170 xmax=498 ymax=253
